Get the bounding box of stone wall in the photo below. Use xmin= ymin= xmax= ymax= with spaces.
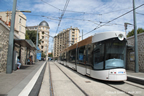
xmin=127 ymin=32 xmax=144 ymax=72
xmin=0 ymin=24 xmax=9 ymax=72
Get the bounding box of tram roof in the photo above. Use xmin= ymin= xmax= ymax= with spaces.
xmin=61 ymin=31 xmax=126 ymax=52
xmin=92 ymin=31 xmax=126 ymax=43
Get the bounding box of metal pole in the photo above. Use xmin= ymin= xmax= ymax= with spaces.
xmin=25 ymin=48 xmax=28 ymax=65
xmin=35 ymin=26 xmax=39 ymax=62
xmin=133 ymin=0 xmax=139 ymax=73
xmin=82 ymin=30 xmax=83 ymax=40
xmin=6 ymin=0 xmax=17 ymax=74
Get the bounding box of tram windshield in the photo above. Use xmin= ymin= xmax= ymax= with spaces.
xmin=93 ymin=38 xmax=126 ymax=70
xmin=105 ymin=39 xmax=126 ymax=69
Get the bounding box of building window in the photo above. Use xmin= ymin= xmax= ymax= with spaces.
xmin=42 ymin=36 xmax=44 ymax=39
xmin=19 ymin=18 xmax=21 ymax=23
xmin=72 ymin=32 xmax=75 ymax=34
xmin=72 ymin=38 xmax=74 ymax=41
xmin=19 ymin=26 xmax=21 ymax=31
xmin=42 ymin=41 xmax=44 ymax=43
xmin=72 ymin=35 xmax=74 ymax=37
xmin=41 ymin=46 xmax=43 ymax=49
xmin=42 ymin=31 xmax=44 ymax=34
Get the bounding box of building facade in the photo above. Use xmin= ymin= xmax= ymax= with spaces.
xmin=26 ymin=21 xmax=50 ymax=56
xmin=0 ymin=11 xmax=27 ymax=39
xmin=53 ymin=27 xmax=80 ymax=59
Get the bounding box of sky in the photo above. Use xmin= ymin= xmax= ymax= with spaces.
xmin=0 ymin=0 xmax=144 ymax=52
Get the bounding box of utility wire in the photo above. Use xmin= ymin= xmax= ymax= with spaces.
xmin=23 ymin=13 xmax=100 ymax=25
xmin=82 ymin=3 xmax=144 ymax=36
xmin=41 ymin=0 xmax=61 ymax=11
xmin=55 ymin=0 xmax=70 ymax=34
xmin=41 ymin=0 xmax=131 ymax=15
xmin=41 ymin=0 xmax=133 ymax=15
xmin=136 ymin=12 xmax=144 ymax=15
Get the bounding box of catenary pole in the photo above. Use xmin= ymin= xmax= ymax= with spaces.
xmin=6 ymin=0 xmax=17 ymax=73
xmin=133 ymin=0 xmax=139 ymax=73
xmin=35 ymin=26 xmax=39 ymax=62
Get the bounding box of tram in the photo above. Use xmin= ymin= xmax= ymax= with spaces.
xmin=58 ymin=31 xmax=127 ymax=81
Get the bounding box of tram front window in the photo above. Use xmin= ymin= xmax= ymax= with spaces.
xmin=105 ymin=39 xmax=126 ymax=69
xmin=93 ymin=43 xmax=104 ymax=70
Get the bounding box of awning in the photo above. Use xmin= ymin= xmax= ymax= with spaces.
xmin=14 ymin=39 xmax=36 ymax=50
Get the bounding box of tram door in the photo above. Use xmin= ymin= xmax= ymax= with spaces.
xmin=86 ymin=44 xmax=92 ymax=75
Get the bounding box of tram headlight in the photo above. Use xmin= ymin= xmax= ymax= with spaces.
xmin=118 ymin=34 xmax=124 ymax=41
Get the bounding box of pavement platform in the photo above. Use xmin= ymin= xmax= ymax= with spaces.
xmin=0 ymin=61 xmax=46 ymax=96
xmin=126 ymin=70 xmax=144 ymax=85
xmin=0 ymin=61 xmax=143 ymax=96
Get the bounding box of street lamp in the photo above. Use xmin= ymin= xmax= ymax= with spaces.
xmin=124 ymin=22 xmax=133 ymax=37
xmin=6 ymin=0 xmax=31 ymax=74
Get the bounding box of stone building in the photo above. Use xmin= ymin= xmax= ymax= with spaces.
xmin=0 ymin=20 xmax=19 ymax=72
xmin=0 ymin=11 xmax=27 ymax=39
xmin=26 ymin=21 xmax=50 ymax=58
xmin=127 ymin=32 xmax=144 ymax=72
xmin=53 ymin=27 xmax=80 ymax=59
xmin=0 ymin=19 xmax=36 ymax=73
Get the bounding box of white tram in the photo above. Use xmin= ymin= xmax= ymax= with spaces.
xmin=59 ymin=31 xmax=127 ymax=81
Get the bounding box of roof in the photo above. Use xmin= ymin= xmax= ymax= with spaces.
xmin=39 ymin=21 xmax=49 ymax=27
xmin=14 ymin=39 xmax=36 ymax=50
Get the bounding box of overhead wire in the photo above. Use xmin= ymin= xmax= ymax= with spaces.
xmin=40 ymin=0 xmax=132 ymax=15
xmin=55 ymin=0 xmax=70 ymax=34
xmin=82 ymin=3 xmax=144 ymax=37
xmin=136 ymin=12 xmax=144 ymax=15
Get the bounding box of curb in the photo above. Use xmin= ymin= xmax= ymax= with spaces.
xmin=127 ymin=76 xmax=144 ymax=85
xmin=29 ymin=61 xmax=47 ymax=96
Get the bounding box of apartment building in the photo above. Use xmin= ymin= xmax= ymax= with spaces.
xmin=26 ymin=21 xmax=50 ymax=54
xmin=0 ymin=11 xmax=27 ymax=39
xmin=53 ymin=27 xmax=80 ymax=59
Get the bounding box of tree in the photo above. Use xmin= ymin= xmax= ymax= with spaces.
xmin=127 ymin=28 xmax=144 ymax=37
xmin=48 ymin=53 xmax=53 ymax=57
xmin=41 ymin=52 xmax=46 ymax=58
xmin=25 ymin=30 xmax=42 ymax=45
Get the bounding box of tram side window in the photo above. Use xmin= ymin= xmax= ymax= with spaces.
xmin=69 ymin=49 xmax=76 ymax=63
xmin=93 ymin=43 xmax=104 ymax=70
xmin=78 ymin=46 xmax=86 ymax=64
xmin=61 ymin=53 xmax=66 ymax=61
xmin=66 ymin=51 xmax=70 ymax=62
xmin=87 ymin=44 xmax=93 ymax=65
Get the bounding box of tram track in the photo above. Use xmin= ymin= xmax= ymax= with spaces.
xmin=49 ymin=62 xmax=54 ymax=96
xmin=54 ymin=62 xmax=144 ymax=96
xmin=105 ymin=80 xmax=144 ymax=96
xmin=54 ymin=62 xmax=89 ymax=96
xmin=106 ymin=83 xmax=134 ymax=96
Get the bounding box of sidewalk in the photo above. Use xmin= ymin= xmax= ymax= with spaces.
xmin=0 ymin=61 xmax=46 ymax=96
xmin=126 ymin=70 xmax=144 ymax=85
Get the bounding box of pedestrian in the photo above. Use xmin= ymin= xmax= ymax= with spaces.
xmin=29 ymin=56 xmax=32 ymax=65
xmin=17 ymin=56 xmax=21 ymax=69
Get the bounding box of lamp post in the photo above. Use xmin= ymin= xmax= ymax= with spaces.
xmin=6 ymin=0 xmax=31 ymax=73
xmin=35 ymin=25 xmax=39 ymax=62
xmin=124 ymin=22 xmax=133 ymax=38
